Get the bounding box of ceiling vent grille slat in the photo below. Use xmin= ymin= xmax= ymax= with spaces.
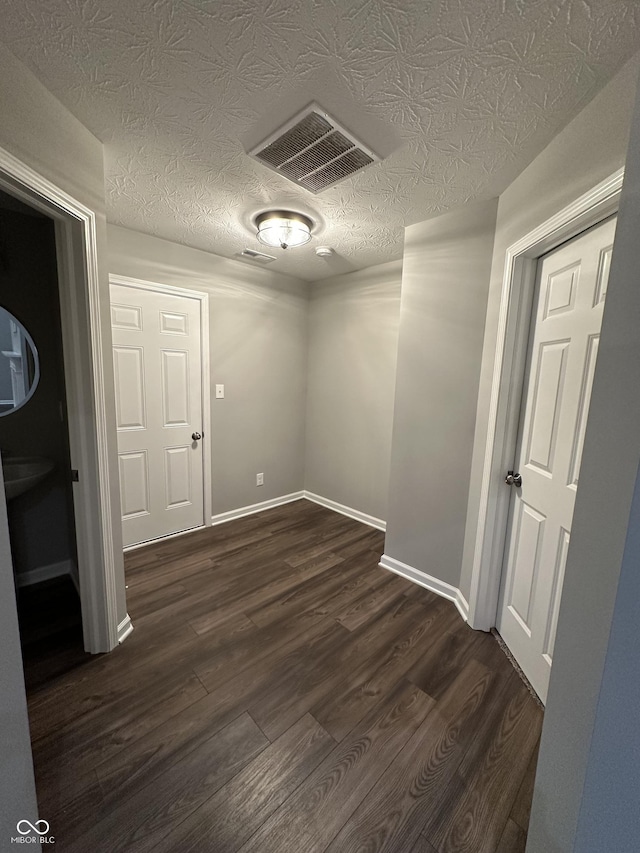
xmin=280 ymin=130 xmax=355 ymax=180
xmin=299 ymin=148 xmax=374 ymax=193
xmin=256 ymin=112 xmax=333 ymax=168
xmin=249 ymin=104 xmax=379 ymax=194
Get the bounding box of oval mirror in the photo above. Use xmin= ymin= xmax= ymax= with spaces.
xmin=0 ymin=306 xmax=39 ymax=416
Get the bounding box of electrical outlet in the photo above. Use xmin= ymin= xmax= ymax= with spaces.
xmin=256 ymin=473 xmax=264 ymax=486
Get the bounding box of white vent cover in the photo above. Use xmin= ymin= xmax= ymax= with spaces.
xmin=249 ymin=104 xmax=380 ymax=194
xmin=239 ymin=248 xmax=277 ymax=264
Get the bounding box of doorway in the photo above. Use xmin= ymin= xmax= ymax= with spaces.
xmin=110 ymin=276 xmax=211 ymax=548
xmin=467 ymin=168 xmax=624 ymax=685
xmin=497 ymin=216 xmax=616 ymax=702
xmin=0 ymin=145 xmax=124 ymax=653
xmin=0 ymin=188 xmax=82 ymax=654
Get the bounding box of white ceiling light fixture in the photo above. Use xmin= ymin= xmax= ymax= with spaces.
xmin=255 ymin=210 xmax=313 ymax=249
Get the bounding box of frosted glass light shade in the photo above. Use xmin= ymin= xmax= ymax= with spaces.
xmin=255 ymin=211 xmax=312 ymax=249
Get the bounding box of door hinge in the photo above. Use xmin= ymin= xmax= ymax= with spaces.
xmin=71 ymin=469 xmax=79 ymax=482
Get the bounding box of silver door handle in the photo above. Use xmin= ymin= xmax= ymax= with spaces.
xmin=505 ymin=470 xmax=522 ymax=487
xmin=192 ymin=432 xmax=202 ymax=441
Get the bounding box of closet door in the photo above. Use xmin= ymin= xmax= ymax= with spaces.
xmin=111 ymin=282 xmax=205 ymax=547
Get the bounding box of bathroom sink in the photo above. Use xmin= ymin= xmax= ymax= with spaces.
xmin=2 ymin=456 xmax=55 ymax=500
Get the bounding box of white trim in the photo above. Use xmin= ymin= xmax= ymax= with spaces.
xmin=109 ymin=275 xmax=210 ymax=302
xmin=15 ymin=559 xmax=74 ymax=588
xmin=468 ymin=168 xmax=624 ymax=631
xmin=303 ymin=491 xmax=386 ymax=531
xmin=117 ymin=613 xmax=134 ymax=644
xmin=210 ymin=491 xmax=305 ymax=526
xmin=379 ymin=554 xmax=469 ymax=621
xmin=199 ymin=292 xmax=212 ymax=527
xmin=0 ymin=145 xmax=120 ymax=653
xmin=109 ymin=275 xmax=213 ymax=537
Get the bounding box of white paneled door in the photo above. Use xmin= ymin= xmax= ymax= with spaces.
xmin=498 ymin=216 xmax=616 ymax=703
xmin=111 ymin=282 xmax=205 ymax=547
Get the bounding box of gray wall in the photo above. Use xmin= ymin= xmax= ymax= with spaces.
xmin=0 ymin=206 xmax=77 ymax=583
xmin=526 ymin=63 xmax=640 ymax=853
xmin=0 ymin=43 xmax=127 ymax=625
xmin=0 ymin=462 xmax=40 ymax=850
xmin=107 ymin=225 xmax=309 ymax=516
xmin=384 ymin=199 xmax=498 ymax=587
xmin=572 ymin=466 xmax=640 ymax=853
xmin=305 ymin=261 xmax=402 ymax=522
xmin=460 ymin=51 xmax=640 ymax=601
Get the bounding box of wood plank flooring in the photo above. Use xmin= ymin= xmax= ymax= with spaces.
xmin=22 ymin=500 xmax=543 ymax=852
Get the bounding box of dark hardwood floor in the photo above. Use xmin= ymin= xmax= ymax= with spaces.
xmin=23 ymin=500 xmax=543 ymax=852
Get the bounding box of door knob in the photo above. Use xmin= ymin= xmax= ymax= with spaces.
xmin=191 ymin=432 xmax=202 ymax=441
xmin=505 ymin=470 xmax=522 ymax=487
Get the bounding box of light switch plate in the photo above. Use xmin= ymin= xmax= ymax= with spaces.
xmin=215 ymin=384 xmax=225 ymax=399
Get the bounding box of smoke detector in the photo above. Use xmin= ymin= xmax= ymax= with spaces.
xmin=249 ymin=103 xmax=380 ymax=194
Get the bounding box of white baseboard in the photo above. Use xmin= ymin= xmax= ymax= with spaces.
xmin=303 ymin=491 xmax=386 ymax=532
xmin=211 ymin=491 xmax=305 ymax=526
xmin=124 ymin=493 xmax=305 ymax=550
xmin=117 ymin=613 xmax=134 ymax=644
xmin=379 ymin=553 xmax=469 ymax=622
xmin=16 ymin=559 xmax=74 ymax=588
xmin=208 ymin=489 xmax=386 ymax=532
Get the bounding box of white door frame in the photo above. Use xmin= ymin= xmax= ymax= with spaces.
xmin=0 ymin=145 xmax=121 ymax=653
xmin=109 ymin=275 xmax=212 ymax=541
xmin=467 ymin=168 xmax=625 ymax=631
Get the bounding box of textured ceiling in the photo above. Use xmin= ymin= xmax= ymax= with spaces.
xmin=1 ymin=0 xmax=639 ymax=281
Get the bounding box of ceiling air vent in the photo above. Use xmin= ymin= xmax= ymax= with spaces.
xmin=240 ymin=248 xmax=277 ymax=264
xmin=249 ymin=104 xmax=380 ymax=194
